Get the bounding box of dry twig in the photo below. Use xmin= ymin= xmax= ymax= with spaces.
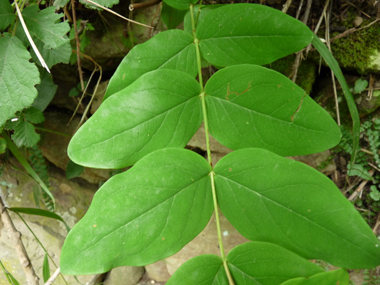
xmin=44 ymin=267 xmax=61 ymax=285
xmin=71 ymin=0 xmax=85 ymax=92
xmin=348 ymin=169 xmax=374 ymax=201
xmin=0 ymin=196 xmax=39 ymax=285
xmin=282 ymin=0 xmax=293 ymax=13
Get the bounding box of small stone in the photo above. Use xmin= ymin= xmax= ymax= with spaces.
xmin=103 ymin=266 xmax=144 ymax=285
xmin=145 ymin=260 xmax=171 ymax=282
xmin=354 ymin=16 xmax=363 ymax=27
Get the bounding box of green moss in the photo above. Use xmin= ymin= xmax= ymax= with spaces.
xmin=330 ymin=11 xmax=380 ymax=74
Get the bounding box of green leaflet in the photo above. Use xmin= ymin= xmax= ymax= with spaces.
xmin=161 ymin=3 xmax=187 ymax=29
xmin=214 ymin=148 xmax=380 ymax=269
xmin=60 ymin=148 xmax=213 ymax=275
xmin=312 ymin=35 xmax=360 ymax=165
xmin=184 ymin=5 xmax=224 ymax=35
xmin=166 ymin=255 xmax=227 ymax=285
xmin=104 ymin=30 xmax=197 ymax=100
xmin=227 ymin=242 xmax=323 ymax=285
xmin=163 ymin=0 xmax=198 ymax=10
xmin=204 ymin=65 xmax=341 ymax=156
xmin=22 ymin=6 xmax=70 ymax=49
xmin=280 ymin=268 xmax=349 ymax=285
xmin=196 ymin=4 xmax=313 ymax=67
xmin=0 ymin=0 xmax=15 ymax=30
xmin=0 ymin=34 xmax=40 ymax=127
xmin=69 ymin=69 xmax=202 ymax=168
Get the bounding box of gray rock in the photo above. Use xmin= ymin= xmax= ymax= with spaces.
xmin=103 ymin=266 xmax=144 ymax=285
xmin=0 ymin=158 xmax=97 ymax=284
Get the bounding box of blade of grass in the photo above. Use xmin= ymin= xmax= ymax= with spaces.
xmin=312 ymin=34 xmax=359 ymax=165
xmin=2 ymin=131 xmax=55 ymax=210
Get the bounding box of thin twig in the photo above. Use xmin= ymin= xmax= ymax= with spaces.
xmin=368 ymin=162 xmax=380 ymax=173
xmin=129 ymin=0 xmax=161 ymax=10
xmin=282 ymin=0 xmax=293 ymax=13
xmin=325 ymin=1 xmax=340 ymax=126
xmin=295 ymin=0 xmax=304 ymax=19
xmin=373 ymin=212 xmax=380 ymax=235
xmin=14 ymin=0 xmax=50 ymax=73
xmin=345 ymin=0 xmax=371 ymax=18
xmin=71 ymin=0 xmax=85 ymax=92
xmin=291 ymin=0 xmax=312 ymax=83
xmin=0 ymin=196 xmax=39 ymax=285
xmin=348 ymin=169 xmax=374 ymax=201
xmin=305 ymin=0 xmax=330 ymax=56
xmin=81 ymin=0 xmax=153 ymax=29
xmin=44 ymin=267 xmax=60 ymax=285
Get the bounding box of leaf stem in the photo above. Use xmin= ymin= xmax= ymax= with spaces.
xmin=190 ymin=5 xmax=234 ymax=284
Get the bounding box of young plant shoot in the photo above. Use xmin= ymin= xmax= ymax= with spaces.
xmin=60 ymin=3 xmax=380 ymax=284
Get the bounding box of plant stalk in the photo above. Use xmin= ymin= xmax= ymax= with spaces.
xmin=190 ymin=5 xmax=234 ymax=284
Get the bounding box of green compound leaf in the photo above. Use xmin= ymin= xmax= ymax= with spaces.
xmin=227 ymin=242 xmax=323 ymax=284
xmin=280 ymin=268 xmax=349 ymax=285
xmin=163 ymin=0 xmax=198 ymax=10
xmin=214 ymin=148 xmax=380 ymax=269
xmin=197 ymin=4 xmax=313 ymax=67
xmin=204 ymin=65 xmax=341 ymax=156
xmin=30 ymin=37 xmax=71 ymax=68
xmin=22 ymin=6 xmax=70 ymax=49
xmin=167 ymin=255 xmax=228 ymax=285
xmin=61 ymin=148 xmax=213 ymax=275
xmin=105 ymin=30 xmax=196 ymax=100
xmin=24 ymin=107 xmax=45 ymax=124
xmin=0 ymin=0 xmax=15 ymax=30
xmin=11 ymin=121 xmax=40 ymax=148
xmin=0 ymin=34 xmax=40 ymax=127
xmin=69 ymin=69 xmax=202 ymax=169
xmin=161 ymin=3 xmax=187 ymax=29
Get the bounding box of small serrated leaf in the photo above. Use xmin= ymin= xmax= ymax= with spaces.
xmin=24 ymin=107 xmax=45 ymax=124
xmin=53 ymin=0 xmax=70 ymax=9
xmin=0 ymin=34 xmax=40 ymax=127
xmin=11 ymin=121 xmax=40 ymax=147
xmin=0 ymin=0 xmax=16 ymax=30
xmin=79 ymin=0 xmax=119 ymax=9
xmin=22 ymin=6 xmax=70 ymax=49
xmin=30 ymin=36 xmax=71 ymax=68
xmin=33 ymin=68 xmax=58 ymax=112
